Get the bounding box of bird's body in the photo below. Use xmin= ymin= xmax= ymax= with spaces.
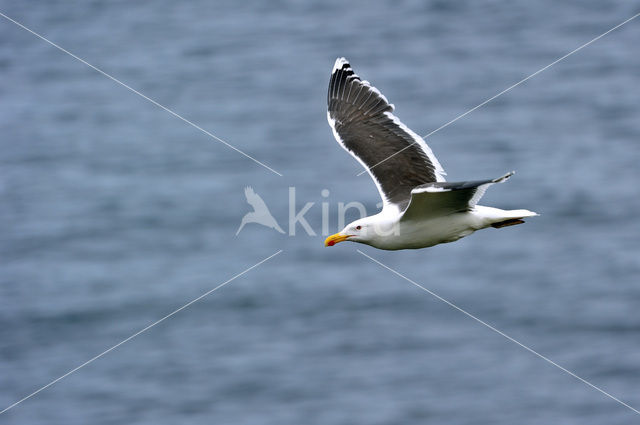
xmin=324 ymin=58 xmax=537 ymax=250
xmin=351 ymin=205 xmax=535 ymax=250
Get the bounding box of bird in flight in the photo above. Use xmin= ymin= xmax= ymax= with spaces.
xmin=236 ymin=186 xmax=285 ymax=235
xmin=324 ymin=58 xmax=537 ymax=250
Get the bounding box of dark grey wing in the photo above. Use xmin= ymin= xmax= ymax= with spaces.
xmin=400 ymin=172 xmax=513 ymax=221
xmin=327 ymin=58 xmax=445 ymax=211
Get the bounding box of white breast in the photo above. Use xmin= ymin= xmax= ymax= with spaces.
xmin=368 ymin=212 xmax=482 ymax=250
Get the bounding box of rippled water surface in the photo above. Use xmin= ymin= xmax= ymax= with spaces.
xmin=1 ymin=1 xmax=640 ymax=424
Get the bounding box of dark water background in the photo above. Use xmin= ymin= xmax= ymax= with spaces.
xmin=1 ymin=1 xmax=640 ymax=424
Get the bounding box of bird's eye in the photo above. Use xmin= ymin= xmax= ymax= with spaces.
xmin=356 ymin=225 xmax=362 ymax=230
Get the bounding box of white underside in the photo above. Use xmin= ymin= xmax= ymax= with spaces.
xmin=359 ymin=205 xmax=538 ymax=250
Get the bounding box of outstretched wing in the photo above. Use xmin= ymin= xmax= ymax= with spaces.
xmin=327 ymin=57 xmax=446 ymax=211
xmin=400 ymin=172 xmax=514 ymax=221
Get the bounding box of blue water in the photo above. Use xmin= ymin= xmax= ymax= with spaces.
xmin=1 ymin=1 xmax=640 ymax=424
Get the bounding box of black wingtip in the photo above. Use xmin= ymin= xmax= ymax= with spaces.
xmin=493 ymin=171 xmax=515 ymax=183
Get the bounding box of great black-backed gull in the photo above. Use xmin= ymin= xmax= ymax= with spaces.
xmin=324 ymin=58 xmax=537 ymax=250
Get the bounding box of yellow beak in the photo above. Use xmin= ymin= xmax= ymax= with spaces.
xmin=324 ymin=233 xmax=353 ymax=247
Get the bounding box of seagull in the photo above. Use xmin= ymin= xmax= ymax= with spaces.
xmin=324 ymin=58 xmax=537 ymax=250
xmin=236 ymin=186 xmax=285 ymax=235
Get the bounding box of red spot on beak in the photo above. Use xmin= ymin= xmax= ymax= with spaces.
xmin=327 ymin=240 xmax=336 ymax=246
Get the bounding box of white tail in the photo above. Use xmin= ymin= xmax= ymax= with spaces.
xmin=501 ymin=208 xmax=538 ymax=219
xmin=474 ymin=206 xmax=538 ymax=228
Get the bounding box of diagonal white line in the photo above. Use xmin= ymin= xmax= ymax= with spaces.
xmin=0 ymin=249 xmax=283 ymax=415
xmin=0 ymin=11 xmax=283 ymax=177
xmin=357 ymin=11 xmax=640 ymax=176
xmin=357 ymin=249 xmax=640 ymax=415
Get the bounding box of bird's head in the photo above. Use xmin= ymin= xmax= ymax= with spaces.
xmin=324 ymin=218 xmax=373 ymax=247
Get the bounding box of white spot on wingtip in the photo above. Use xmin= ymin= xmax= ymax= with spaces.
xmin=332 ymin=57 xmax=350 ymax=73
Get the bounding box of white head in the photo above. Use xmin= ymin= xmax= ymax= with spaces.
xmin=324 ymin=215 xmax=399 ymax=247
